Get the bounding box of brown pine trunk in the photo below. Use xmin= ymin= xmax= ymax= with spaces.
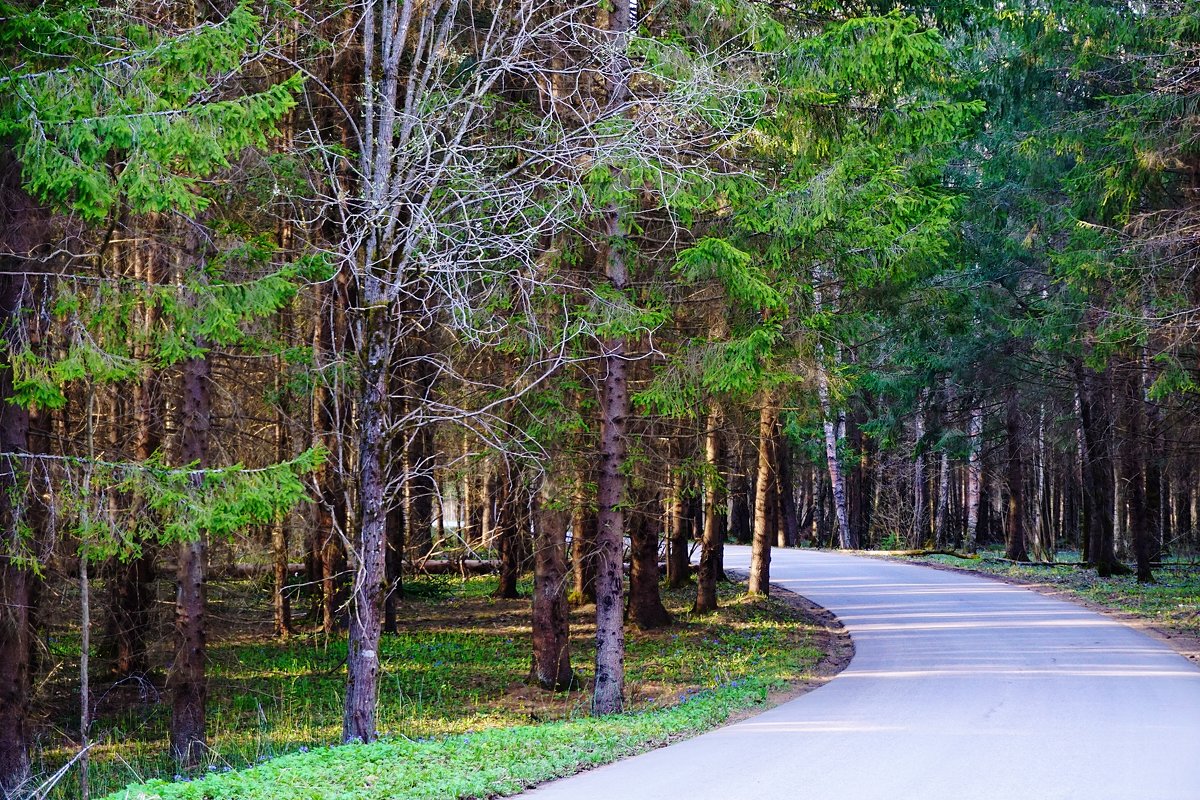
xmin=1004 ymin=385 xmax=1029 ymax=562
xmin=407 ymin=423 xmax=436 ymax=561
xmin=570 ymin=477 xmax=597 ymax=603
xmin=272 ymin=334 xmax=292 ymax=638
xmin=592 ymin=0 xmax=634 ymax=711
xmin=343 ymin=301 xmax=391 ymax=744
xmin=666 ymin=462 xmax=690 ymax=588
xmin=530 ymin=480 xmax=573 ymax=690
xmin=729 ymin=471 xmax=752 ymax=545
xmin=110 ymin=233 xmax=160 ymax=675
xmin=1077 ymin=363 xmax=1123 ymax=576
xmin=749 ymin=398 xmax=776 ymax=595
xmin=594 ymin=306 xmax=628 ymax=714
xmin=694 ymin=407 xmax=725 ymax=613
xmin=627 ymin=483 xmax=671 ymax=630
xmin=777 ymin=431 xmax=798 ymax=548
xmin=0 ymin=267 xmax=32 ymax=798
xmin=170 ymin=348 xmax=210 ymax=767
xmin=1121 ymin=367 xmax=1155 ymax=583
xmin=383 ymin=475 xmax=405 ymax=634
xmin=495 ymin=472 xmax=524 ymax=600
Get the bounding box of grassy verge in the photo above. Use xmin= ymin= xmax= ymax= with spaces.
xmin=108 ymin=678 xmax=778 ymax=800
xmin=64 ymin=578 xmax=823 ymax=800
xmin=884 ymin=549 xmax=1200 ymax=639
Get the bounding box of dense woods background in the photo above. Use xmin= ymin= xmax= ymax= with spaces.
xmin=1 ymin=0 xmax=1197 ymax=796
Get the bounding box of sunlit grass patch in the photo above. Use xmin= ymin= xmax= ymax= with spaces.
xmin=39 ymin=576 xmax=822 ymax=800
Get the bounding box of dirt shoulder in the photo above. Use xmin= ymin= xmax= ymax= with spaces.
xmin=723 ymin=570 xmax=855 ymax=719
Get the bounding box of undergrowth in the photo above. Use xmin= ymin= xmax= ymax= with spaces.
xmin=37 ymin=577 xmax=820 ymax=800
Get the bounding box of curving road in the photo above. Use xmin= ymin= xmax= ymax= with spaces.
xmin=521 ymin=545 xmax=1200 ymax=800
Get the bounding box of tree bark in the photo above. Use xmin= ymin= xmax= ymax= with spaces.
xmin=494 ymin=469 xmax=524 ymax=600
xmin=912 ymin=393 xmax=928 ymax=548
xmin=813 ymin=271 xmax=854 ymax=549
xmin=109 ymin=233 xmax=160 ymax=676
xmin=343 ymin=301 xmax=390 ymax=743
xmin=627 ymin=481 xmax=671 ymax=630
xmin=777 ymin=431 xmax=799 ymax=548
xmin=666 ymin=461 xmax=691 ymax=588
xmin=530 ymin=479 xmax=573 ymax=690
xmin=592 ymin=0 xmax=633 ymax=711
xmin=1120 ymin=366 xmax=1155 ymax=583
xmin=963 ymin=404 xmax=984 ymax=553
xmin=934 ymin=448 xmax=951 ymax=549
xmin=1076 ymin=363 xmax=1123 ymax=576
xmin=170 ymin=349 xmax=210 ymax=767
xmin=694 ymin=407 xmax=725 ymax=613
xmin=407 ymin=423 xmax=436 ymax=561
xmin=0 ymin=268 xmax=32 ymax=799
xmin=1004 ymin=385 xmax=1029 ymax=562
xmin=749 ymin=397 xmax=776 ymax=595
xmin=570 ymin=477 xmax=597 ymax=603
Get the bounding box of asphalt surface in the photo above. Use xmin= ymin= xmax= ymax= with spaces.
xmin=520 ymin=545 xmax=1200 ymax=800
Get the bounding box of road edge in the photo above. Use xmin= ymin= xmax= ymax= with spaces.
xmin=869 ymin=553 xmax=1200 ymax=666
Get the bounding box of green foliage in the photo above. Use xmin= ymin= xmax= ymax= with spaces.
xmin=0 ymin=2 xmax=300 ymax=220
xmin=47 ymin=447 xmax=324 ymax=564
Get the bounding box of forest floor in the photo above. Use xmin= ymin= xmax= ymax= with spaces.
xmin=878 ymin=548 xmax=1200 ymax=663
xmin=35 ymin=573 xmax=837 ymax=800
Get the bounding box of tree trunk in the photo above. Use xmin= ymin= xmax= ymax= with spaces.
xmin=593 ymin=43 xmax=631 ymax=710
xmin=777 ymin=431 xmax=799 ymax=548
xmin=495 ymin=470 xmax=524 ymax=600
xmin=934 ymin=448 xmax=951 ymax=549
xmin=272 ymin=347 xmax=292 ymax=638
xmin=729 ymin=470 xmax=752 ymax=545
xmin=749 ymin=398 xmax=776 ymax=595
xmin=1004 ymin=385 xmax=1029 ymax=562
xmin=694 ymin=407 xmax=725 ymax=613
xmin=912 ymin=394 xmax=928 ymax=548
xmin=1076 ymin=363 xmax=1123 ymax=576
xmin=1121 ymin=367 xmax=1155 ymax=583
xmin=666 ymin=463 xmax=690 ymax=588
xmin=170 ymin=349 xmax=210 ymax=768
xmin=530 ymin=479 xmax=573 ymax=690
xmin=964 ymin=404 xmax=984 ymax=553
xmin=0 ymin=268 xmax=32 ymax=799
xmin=383 ymin=475 xmax=405 ymax=634
xmin=343 ymin=301 xmax=390 ymax=744
xmin=627 ymin=483 xmax=671 ymax=630
xmin=570 ymin=476 xmax=597 ymax=603
xmin=407 ymin=423 xmax=436 ymax=561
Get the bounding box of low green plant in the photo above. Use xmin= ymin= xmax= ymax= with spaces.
xmin=38 ymin=578 xmax=821 ymax=800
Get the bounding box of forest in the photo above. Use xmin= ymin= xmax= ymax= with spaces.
xmin=0 ymin=0 xmax=1197 ymax=797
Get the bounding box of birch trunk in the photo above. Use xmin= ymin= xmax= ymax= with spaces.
xmin=912 ymin=394 xmax=928 ymax=548
xmin=964 ymin=405 xmax=984 ymax=553
xmin=812 ymin=272 xmax=855 ymax=549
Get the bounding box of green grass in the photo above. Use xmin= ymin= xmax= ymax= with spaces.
xmin=37 ymin=576 xmax=822 ymax=800
xmin=106 ymin=678 xmax=780 ymax=800
xmin=900 ymin=549 xmax=1200 ymax=637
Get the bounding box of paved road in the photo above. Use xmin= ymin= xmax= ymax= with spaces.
xmin=521 ymin=545 xmax=1200 ymax=800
